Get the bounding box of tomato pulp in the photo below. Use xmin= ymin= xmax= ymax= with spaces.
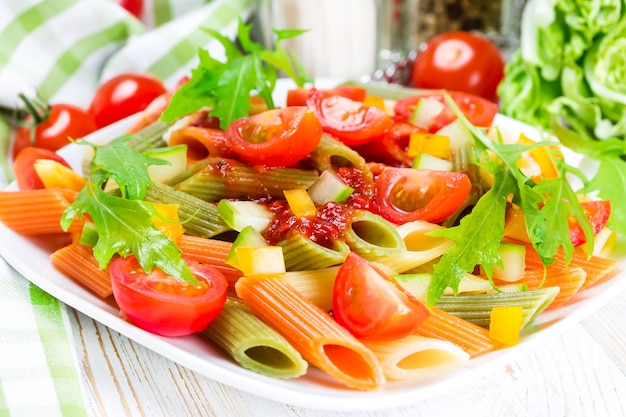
xmin=110 ymin=255 xmax=228 ymax=336
xmin=332 ymin=253 xmax=429 ymax=340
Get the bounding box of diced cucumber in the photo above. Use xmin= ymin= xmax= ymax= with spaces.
xmin=412 ymin=152 xmax=453 ymax=171
xmin=435 ymin=119 xmax=474 ymax=151
xmin=483 ymin=242 xmax=526 ymax=282
xmin=78 ymin=221 xmax=99 ymax=247
xmin=307 ymin=169 xmax=354 ymax=204
xmin=225 ymin=225 xmax=268 ymax=268
xmin=144 ymin=144 xmax=187 ymax=184
xmin=217 ymin=200 xmax=274 ymax=232
xmin=393 ymin=273 xmax=432 ymax=302
xmin=409 ymin=97 xmax=445 ymax=130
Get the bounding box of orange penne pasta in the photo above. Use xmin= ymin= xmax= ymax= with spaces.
xmin=0 ymin=189 xmax=83 ymax=236
xmin=50 ymin=242 xmax=112 ymax=298
xmin=495 ymin=267 xmax=587 ymax=309
xmin=522 ymin=243 xmax=621 ymax=288
xmin=177 ymin=235 xmax=242 ymax=287
xmin=235 ymin=274 xmax=385 ymax=391
xmin=414 ymin=308 xmax=502 ymax=357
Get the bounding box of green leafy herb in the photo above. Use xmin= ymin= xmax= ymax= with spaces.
xmin=161 ymin=18 xmax=311 ymax=129
xmin=61 ymin=140 xmax=196 ymax=284
xmin=426 ymin=95 xmax=595 ymax=308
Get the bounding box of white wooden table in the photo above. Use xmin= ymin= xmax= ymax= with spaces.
xmin=70 ymin=290 xmax=626 ymax=417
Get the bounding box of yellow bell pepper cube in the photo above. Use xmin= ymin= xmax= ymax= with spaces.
xmin=284 ymin=188 xmax=317 ymax=218
xmin=489 ymin=306 xmax=524 ymax=345
xmin=407 ymin=132 xmax=451 ymax=159
xmin=234 ymin=246 xmax=286 ymax=276
xmin=148 ymin=202 xmax=184 ymax=241
xmin=363 ymin=95 xmax=386 ymax=111
xmin=33 ymin=159 xmax=86 ymax=192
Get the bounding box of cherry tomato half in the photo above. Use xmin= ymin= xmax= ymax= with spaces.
xmin=89 ymin=73 xmax=167 ymax=128
xmin=306 ymin=88 xmax=392 ymax=146
xmin=286 ymin=85 xmax=367 ymax=107
xmin=569 ymin=200 xmax=611 ymax=247
xmin=375 ymin=167 xmax=472 ymax=224
xmin=394 ymin=92 xmax=498 ymax=133
xmin=353 ymin=120 xmax=424 ymax=167
xmin=12 ymin=104 xmax=96 ymax=158
xmin=333 ymin=253 xmax=429 ymax=340
xmin=110 ymin=255 xmax=228 ymax=337
xmin=225 ymin=106 xmax=322 ymax=167
xmin=13 ymin=147 xmax=72 ymax=190
xmin=411 ymin=31 xmax=505 ymax=102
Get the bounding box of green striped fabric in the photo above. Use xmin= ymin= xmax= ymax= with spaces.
xmin=0 ymin=0 xmax=255 ymax=414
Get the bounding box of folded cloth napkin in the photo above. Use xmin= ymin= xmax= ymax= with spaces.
xmin=0 ymin=0 xmax=253 ymax=414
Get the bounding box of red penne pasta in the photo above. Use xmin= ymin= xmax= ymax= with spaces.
xmin=235 ymin=274 xmax=385 ymax=391
xmin=50 ymin=242 xmax=112 ymax=298
xmin=177 ymin=235 xmax=242 ymax=287
xmin=0 ymin=189 xmax=83 ymax=236
xmin=414 ymin=308 xmax=502 ymax=357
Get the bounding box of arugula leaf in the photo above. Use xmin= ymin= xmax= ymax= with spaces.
xmin=425 ymin=95 xmax=597 ymax=307
xmin=161 ymin=19 xmax=311 ymax=129
xmin=61 ymin=141 xmax=196 ymax=284
xmin=428 ymin=168 xmax=516 ymax=307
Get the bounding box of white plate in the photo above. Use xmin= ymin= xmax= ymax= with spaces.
xmin=1 ymin=82 xmax=625 ymax=411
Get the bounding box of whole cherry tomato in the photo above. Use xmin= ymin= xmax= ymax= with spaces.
xmin=12 ymin=103 xmax=96 ymax=158
xmin=13 ymin=147 xmax=72 ymax=190
xmin=89 ymin=73 xmax=167 ymax=128
xmin=411 ymin=31 xmax=505 ymax=102
xmin=333 ymin=252 xmax=429 ymax=340
xmin=113 ymin=0 xmax=144 ymax=19
xmin=226 ymin=107 xmax=322 ymax=167
xmin=110 ymin=255 xmax=228 ymax=337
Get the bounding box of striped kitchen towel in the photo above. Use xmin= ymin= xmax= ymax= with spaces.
xmin=0 ymin=0 xmax=255 ymax=109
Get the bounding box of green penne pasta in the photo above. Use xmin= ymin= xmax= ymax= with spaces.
xmin=435 ymin=287 xmax=560 ymax=329
xmin=203 ymin=299 xmax=308 ymax=379
xmin=309 ymin=134 xmax=373 ymax=179
xmin=279 ymin=233 xmax=350 ymax=271
xmin=344 ymin=210 xmax=407 ymax=259
xmin=144 ymin=182 xmax=230 ymax=238
xmin=394 ymin=272 xmax=493 ymax=302
xmin=165 ymin=159 xmax=211 ymax=186
xmin=176 ymin=157 xmax=318 ymax=202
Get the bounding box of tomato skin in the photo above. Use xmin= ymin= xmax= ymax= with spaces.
xmin=306 ymin=89 xmax=392 ymax=146
xmin=110 ymin=255 xmax=228 ymax=337
xmin=410 ymin=31 xmax=505 ymax=102
xmin=332 ymin=253 xmax=429 ymax=340
xmin=114 ymin=0 xmax=144 ymax=19
xmin=89 ymin=73 xmax=167 ymax=128
xmin=569 ymin=200 xmax=611 ymax=247
xmin=12 ymin=104 xmax=96 ymax=158
xmin=394 ymin=92 xmax=498 ymax=132
xmin=353 ymin=121 xmax=424 ymax=167
xmin=375 ymin=167 xmax=472 ymax=224
xmin=13 ymin=147 xmax=72 ymax=190
xmin=286 ymin=86 xmax=367 ymax=106
xmin=225 ymin=107 xmax=322 ymax=167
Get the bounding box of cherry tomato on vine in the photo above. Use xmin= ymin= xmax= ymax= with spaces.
xmin=113 ymin=0 xmax=144 ymax=19
xmin=333 ymin=253 xmax=429 ymax=340
xmin=569 ymin=200 xmax=611 ymax=247
xmin=375 ymin=167 xmax=472 ymax=224
xmin=13 ymin=147 xmax=72 ymax=190
xmin=394 ymin=91 xmax=498 ymax=132
xmin=306 ymin=88 xmax=392 ymax=146
xmin=410 ymin=31 xmax=505 ymax=102
xmin=110 ymin=255 xmax=228 ymax=337
xmin=226 ymin=106 xmax=322 ymax=167
xmin=12 ymin=103 xmax=96 ymax=158
xmin=89 ymin=73 xmax=167 ymax=128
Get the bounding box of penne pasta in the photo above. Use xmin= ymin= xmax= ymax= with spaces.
xmin=49 ymin=242 xmax=113 ymax=298
xmin=281 ymin=267 xmax=340 ymax=312
xmin=0 ymin=188 xmax=83 ymax=236
xmin=414 ymin=308 xmax=503 ymax=357
xmin=363 ymin=335 xmax=469 ymax=381
xmin=279 ymin=233 xmax=349 ymax=271
xmin=235 ymin=274 xmax=385 ymax=390
xmin=203 ymin=298 xmax=308 ymax=379
xmin=176 ymin=235 xmax=242 ymax=287
xmin=344 ymin=210 xmax=407 ymax=259
xmin=168 ymin=125 xmax=233 ymax=165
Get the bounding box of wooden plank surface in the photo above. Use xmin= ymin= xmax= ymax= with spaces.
xmin=69 ymin=292 xmax=626 ymax=417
